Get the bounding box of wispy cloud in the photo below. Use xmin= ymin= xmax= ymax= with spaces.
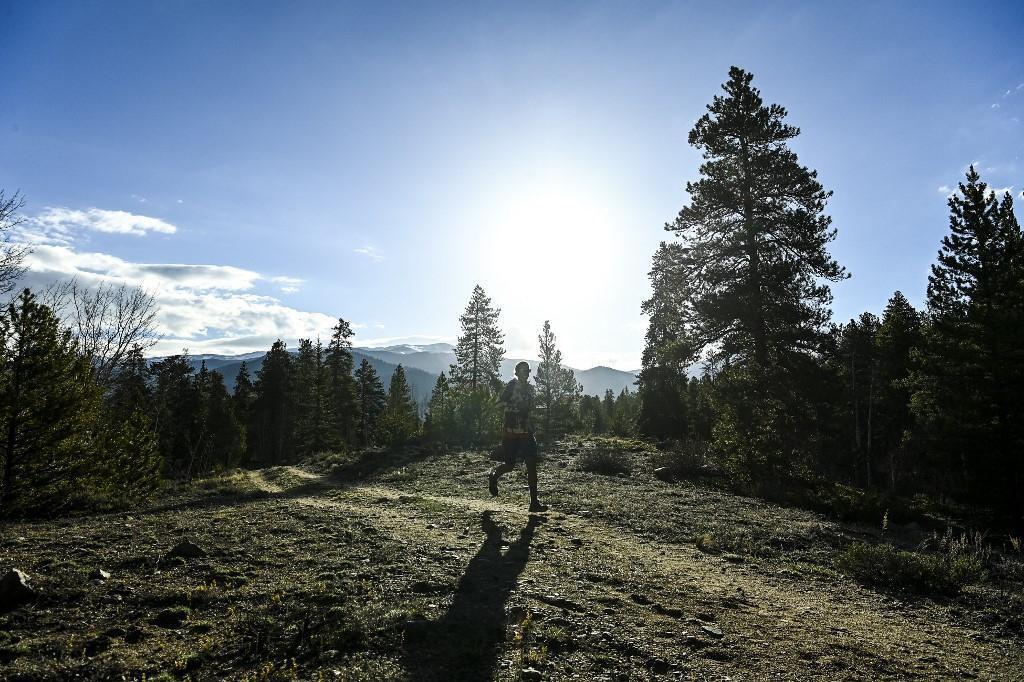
xmin=986 ymin=185 xmax=1014 ymax=198
xmin=937 ymin=185 xmax=951 ymax=194
xmin=269 ymin=275 xmax=304 ymax=294
xmin=12 ymin=206 xmax=332 ymax=356
xmin=354 ymin=245 xmax=384 ymax=262
xmin=31 ymin=207 xmax=177 ymax=237
xmin=19 ymin=244 xmax=337 ymax=355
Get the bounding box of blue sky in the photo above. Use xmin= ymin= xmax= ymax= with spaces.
xmin=1 ymin=1 xmax=1022 ymax=369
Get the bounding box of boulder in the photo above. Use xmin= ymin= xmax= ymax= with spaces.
xmin=166 ymin=540 xmax=206 ymax=560
xmin=0 ymin=569 xmax=37 ymax=609
xmin=654 ymin=467 xmax=674 ymax=482
xmin=90 ymin=568 xmax=111 ymax=581
xmin=153 ymin=607 xmax=188 ymax=628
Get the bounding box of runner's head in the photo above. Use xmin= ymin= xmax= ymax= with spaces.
xmin=515 ymin=361 xmax=530 ymax=380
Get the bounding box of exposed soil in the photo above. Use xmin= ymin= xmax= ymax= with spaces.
xmin=1 ymin=439 xmax=1022 ymax=680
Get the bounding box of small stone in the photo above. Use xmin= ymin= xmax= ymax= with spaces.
xmin=153 ymin=607 xmax=188 ymax=628
xmin=521 ymin=668 xmax=543 ymax=681
xmin=0 ymin=569 xmax=37 ymax=609
xmin=647 ymin=657 xmax=670 ymax=674
xmin=90 ymin=568 xmax=111 ymax=581
xmin=166 ymin=540 xmax=206 ymax=560
xmin=654 ymin=467 xmax=674 ymax=482
xmin=124 ymin=625 xmax=147 ymax=643
xmin=683 ymin=634 xmax=707 ymax=648
xmin=701 ymin=625 xmax=724 ymax=639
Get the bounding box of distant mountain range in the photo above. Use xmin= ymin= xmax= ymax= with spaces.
xmin=162 ymin=343 xmax=638 ymax=406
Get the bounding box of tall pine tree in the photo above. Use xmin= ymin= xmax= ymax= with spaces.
xmin=0 ymin=290 xmax=101 ymax=514
xmin=911 ymin=168 xmax=1024 ymax=512
xmin=638 ymin=242 xmax=691 ymax=439
xmin=663 ymin=67 xmax=846 ymax=479
xmin=326 ymin=318 xmax=358 ymax=447
xmin=449 ymin=284 xmax=505 ymax=444
xmin=354 ymin=358 xmax=386 ymax=446
xmin=380 ymin=364 xmax=420 ymax=446
xmin=534 ymin=320 xmax=582 ymax=441
xmin=252 ymin=340 xmax=295 ymax=465
xmin=450 ymin=285 xmax=504 ymax=390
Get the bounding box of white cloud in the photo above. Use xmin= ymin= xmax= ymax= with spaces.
xmin=269 ymin=275 xmax=304 ymax=294
xmin=986 ymin=186 xmax=1014 ymax=198
xmin=937 ymin=185 xmax=951 ymax=193
xmin=354 ymin=245 xmax=384 ymax=262
xmin=991 ymin=103 xmax=1000 ymax=109
xmin=17 ymin=242 xmax=333 ymax=356
xmin=33 ymin=207 xmax=177 ymax=237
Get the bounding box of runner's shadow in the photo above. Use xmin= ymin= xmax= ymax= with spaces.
xmin=403 ymin=511 xmax=542 ymax=681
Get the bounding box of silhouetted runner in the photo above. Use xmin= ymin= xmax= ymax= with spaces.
xmin=488 ymin=361 xmax=547 ymax=512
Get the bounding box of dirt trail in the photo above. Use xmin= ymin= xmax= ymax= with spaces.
xmin=245 ymin=465 xmax=1022 ymax=680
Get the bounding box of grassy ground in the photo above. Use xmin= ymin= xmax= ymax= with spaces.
xmin=1 ymin=438 xmax=1022 ymax=680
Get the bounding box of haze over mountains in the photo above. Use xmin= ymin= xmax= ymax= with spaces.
xmin=171 ymin=343 xmax=639 ymax=407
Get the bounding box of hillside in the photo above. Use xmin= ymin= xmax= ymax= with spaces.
xmin=2 ymin=439 xmax=1021 ymax=680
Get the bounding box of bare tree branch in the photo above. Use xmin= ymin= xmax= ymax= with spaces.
xmin=54 ymin=279 xmax=160 ymax=384
xmin=0 ymin=190 xmax=31 ymax=296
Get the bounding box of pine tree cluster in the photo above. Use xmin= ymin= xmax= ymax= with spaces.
xmin=637 ymin=67 xmax=1024 ymax=517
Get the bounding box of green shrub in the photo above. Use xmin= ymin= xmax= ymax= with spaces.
xmin=652 ymin=439 xmax=713 ymax=479
xmin=839 ymin=541 xmax=985 ymax=595
xmin=577 ymin=447 xmax=630 ymax=476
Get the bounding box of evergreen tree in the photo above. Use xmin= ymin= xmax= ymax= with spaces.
xmin=0 ymin=290 xmax=100 ymax=514
xmin=425 ymin=371 xmax=457 ymax=444
xmin=233 ymin=361 xmax=256 ymax=459
xmin=449 ymin=284 xmax=505 ymax=443
xmin=293 ymin=338 xmax=330 ymax=456
xmin=578 ymin=395 xmax=606 ymax=434
xmin=911 ymin=168 xmax=1024 ymax=510
xmin=638 ymin=242 xmax=691 ymax=439
xmin=252 ymin=340 xmax=295 ymax=465
xmin=150 ymin=353 xmax=199 ymax=477
xmin=326 ymin=318 xmax=358 ymax=446
xmin=203 ymin=368 xmax=245 ymax=472
xmin=107 ymin=344 xmax=152 ymax=420
xmin=450 ymin=285 xmax=504 ymax=390
xmin=354 ymin=358 xmax=386 ymax=446
xmin=610 ymin=388 xmax=639 ymax=436
xmin=380 ymin=364 xmax=419 ymax=446
xmin=833 ymin=313 xmax=880 ymax=485
xmin=663 ymin=67 xmax=846 ymax=478
xmin=534 ymin=320 xmax=582 ymax=441
xmin=874 ymin=291 xmax=922 ymax=491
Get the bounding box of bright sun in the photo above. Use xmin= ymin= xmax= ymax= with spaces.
xmin=484 ymin=180 xmax=617 ymax=299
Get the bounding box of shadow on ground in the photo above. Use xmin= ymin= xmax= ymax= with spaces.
xmin=403 ymin=510 xmax=542 ymax=681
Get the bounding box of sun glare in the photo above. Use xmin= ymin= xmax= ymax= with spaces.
xmin=483 ymin=178 xmax=618 ymax=303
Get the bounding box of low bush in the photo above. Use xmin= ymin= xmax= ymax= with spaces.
xmin=577 ymin=447 xmax=631 ymax=476
xmin=839 ymin=540 xmax=985 ymax=596
xmin=651 ymin=439 xmax=714 ymax=479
